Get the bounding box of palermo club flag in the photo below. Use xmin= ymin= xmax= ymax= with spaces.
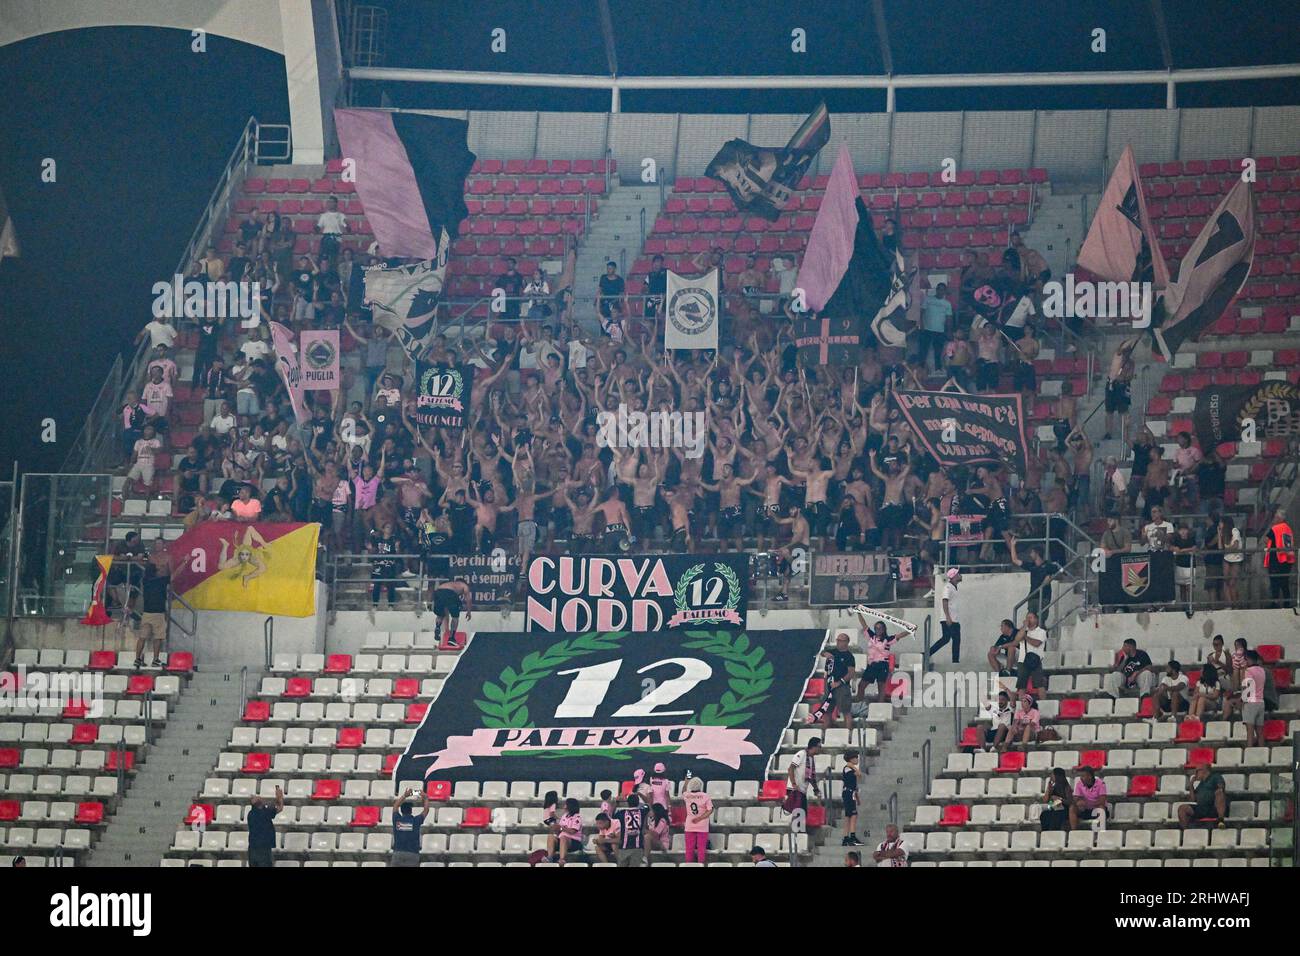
xmin=705 ymin=102 xmax=829 ymax=221
xmin=270 ymin=321 xmax=309 ymax=424
xmin=363 ymin=241 xmax=448 ymax=363
xmin=168 ymin=521 xmax=319 ymax=617
xmin=1077 ymin=145 xmax=1169 ymax=289
xmin=1153 ymin=179 xmax=1256 ymax=363
xmin=664 ymin=268 xmax=720 ymax=350
xmin=333 ymin=109 xmax=475 ymax=259
xmin=794 ymin=314 xmax=861 ymax=366
xmin=795 ymin=145 xmax=902 ymax=345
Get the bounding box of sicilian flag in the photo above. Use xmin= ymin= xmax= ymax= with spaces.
xmin=80 ymin=556 xmax=113 ymax=626
xmin=1078 ymin=145 xmax=1169 ymax=289
xmin=705 ymin=102 xmax=830 ymax=221
xmin=168 ymin=521 xmax=319 ymax=617
xmin=1153 ymin=179 xmax=1256 ymax=363
xmin=270 ymin=321 xmax=309 ymax=425
xmin=795 ymin=145 xmax=902 ymax=345
xmin=333 ymin=109 xmax=475 ymax=259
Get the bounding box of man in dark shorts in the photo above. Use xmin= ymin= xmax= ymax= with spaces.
xmin=840 ymin=750 xmax=862 ymax=847
xmin=1177 ymin=763 xmax=1227 ymax=829
xmin=807 ymin=632 xmax=857 ymax=730
xmin=431 ymin=578 xmax=472 ymax=649
xmin=986 ymin=618 xmax=1018 ymax=675
xmin=246 ymin=785 xmax=284 ymax=868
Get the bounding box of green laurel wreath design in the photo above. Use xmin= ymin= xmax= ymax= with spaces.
xmin=681 ymin=629 xmax=773 ymax=727
xmin=471 ymin=628 xmax=774 ymax=750
xmin=673 ymin=562 xmax=742 ymax=619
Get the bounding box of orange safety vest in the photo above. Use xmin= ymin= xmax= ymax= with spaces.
xmin=1266 ymin=521 xmax=1295 ymax=566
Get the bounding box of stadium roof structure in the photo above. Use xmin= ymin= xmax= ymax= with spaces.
xmin=347 ymin=0 xmax=1300 ymax=113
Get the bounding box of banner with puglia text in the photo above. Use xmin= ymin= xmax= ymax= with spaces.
xmin=168 ymin=521 xmax=319 ymax=617
xmin=394 ymin=628 xmax=826 ymax=783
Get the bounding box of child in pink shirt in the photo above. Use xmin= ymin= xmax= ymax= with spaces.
xmin=648 ymin=762 xmax=672 ymax=809
xmin=682 ymin=777 xmax=713 ymax=864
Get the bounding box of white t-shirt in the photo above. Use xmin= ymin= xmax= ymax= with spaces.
xmin=212 ymin=413 xmax=236 ymax=435
xmin=568 ymin=339 xmax=591 ymax=370
xmin=1142 ymin=520 xmax=1174 ymax=550
xmin=875 ymin=836 xmax=910 ymax=867
xmin=941 ymin=581 xmax=959 ymax=622
xmin=1160 ymin=673 xmax=1189 ymax=691
xmin=240 ymin=339 xmax=271 ymax=363
xmin=317 ymin=210 xmax=347 ymax=235
xmin=1005 ymin=295 xmax=1036 ymax=330
xmin=143 ymin=320 xmax=178 ymax=349
xmin=788 ymin=748 xmax=816 ymax=794
xmin=133 ymin=437 xmax=161 ymax=462
xmin=1223 ymin=527 xmax=1244 ymax=563
xmin=1021 ymin=626 xmax=1047 ymax=655
xmin=141 ymin=381 xmax=172 ymax=416
xmin=991 ymin=704 xmax=1014 ymax=728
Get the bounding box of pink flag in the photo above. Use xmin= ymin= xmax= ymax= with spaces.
xmin=796 ymin=145 xmax=861 ymax=313
xmin=270 ymin=321 xmax=309 ymax=424
xmin=1077 ymin=145 xmax=1169 ymax=288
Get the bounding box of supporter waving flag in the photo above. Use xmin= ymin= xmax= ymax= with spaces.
xmin=705 ymin=102 xmax=829 ymax=220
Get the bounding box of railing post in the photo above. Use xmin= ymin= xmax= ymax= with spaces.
xmin=263 ymin=616 xmax=274 ymax=670
xmin=115 ymin=738 xmax=126 ymax=796
xmin=921 ymin=739 xmax=931 ymax=802
xmin=887 ymin=790 xmax=898 ymax=827
xmin=239 ymin=665 xmax=248 ymax=715
xmin=144 ymin=689 xmax=154 ymax=744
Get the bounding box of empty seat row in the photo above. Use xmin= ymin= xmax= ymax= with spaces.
xmin=915 ymin=827 xmax=1271 ymax=854
xmin=0 ymin=722 xmax=156 ymax=746
xmin=9 ymin=650 xmax=194 ymax=673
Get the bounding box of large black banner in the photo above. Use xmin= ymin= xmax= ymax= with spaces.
xmin=808 ymin=552 xmax=893 ymax=607
xmin=448 ymin=552 xmax=519 ymax=606
xmin=394 ymin=628 xmax=826 ymax=783
xmin=1099 ymin=551 xmax=1176 ymax=605
xmin=525 ymin=554 xmax=749 ymax=633
xmin=1192 ymin=380 xmax=1300 ymax=450
xmin=892 ymin=389 xmax=1029 ymax=476
xmin=414 ymin=362 xmax=474 ymax=428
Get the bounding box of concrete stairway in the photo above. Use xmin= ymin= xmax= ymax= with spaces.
xmin=813 ymin=694 xmax=963 ymax=865
xmin=570 ymin=181 xmax=662 ymax=332
xmin=1020 ymin=187 xmax=1088 ymax=281
xmin=85 ymin=670 xmax=249 ymax=867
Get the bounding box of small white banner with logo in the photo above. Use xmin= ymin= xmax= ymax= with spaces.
xmin=664 ymin=268 xmax=719 ymax=350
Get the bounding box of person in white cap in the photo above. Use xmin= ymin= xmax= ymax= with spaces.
xmin=927 ymin=567 xmax=963 ymax=663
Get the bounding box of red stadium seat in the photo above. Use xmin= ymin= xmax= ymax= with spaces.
xmin=938 ymin=804 xmax=970 ymax=827
xmin=351 ymin=806 xmax=380 ymax=827
xmin=804 ymin=678 xmax=825 ymax=700
xmin=392 ymin=678 xmax=418 ymax=699
xmin=71 ymin=723 xmax=99 ymax=745
xmin=405 ymin=703 xmax=428 ymax=724
xmin=996 ymin=751 xmax=1026 ymax=773
xmin=760 ymin=780 xmax=786 ymax=801
xmin=424 ymin=781 xmax=452 ymax=801
xmin=89 ymin=651 xmax=116 ymax=671
xmin=1275 ymin=667 xmax=1293 ymax=690
xmin=0 ymin=749 xmax=18 ymax=769
xmin=284 ymin=677 xmax=312 ymax=698
xmin=1257 ymin=644 xmax=1283 ymax=663
xmin=185 ymin=803 xmax=214 ymax=825
xmin=166 ymin=652 xmax=194 ymax=673
xmin=1127 ymin=775 xmax=1157 ymax=797
xmin=324 ymin=654 xmax=352 ymax=674
xmin=75 ymin=802 xmax=105 ymax=825
xmin=1075 ymin=750 xmax=1107 ymax=770
xmin=1057 ymin=698 xmax=1086 ymax=720
xmin=336 ymin=727 xmax=364 ymax=749
xmin=806 ymin=805 xmax=827 ymax=828
xmin=462 ymin=807 xmax=492 ymax=828
xmin=1184 ymin=747 xmax=1215 ymax=769
xmin=958 ymin=726 xmax=982 ymax=750
xmin=106 ymin=750 xmax=134 ymax=772
xmin=126 ymin=675 xmax=154 ymax=696
xmin=63 ymin=700 xmax=88 ymax=720
xmin=241 ymin=753 xmax=270 ymax=774
xmin=1175 ymin=720 xmax=1204 ymax=743
xmin=0 ymin=800 xmax=19 ymax=822
xmin=243 ymin=700 xmax=270 ymax=723
xmin=1263 ymin=720 xmax=1287 ymax=743
xmin=312 ymin=779 xmax=341 ymax=800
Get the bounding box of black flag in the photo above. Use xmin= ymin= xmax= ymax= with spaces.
xmin=705 ymin=103 xmax=830 ymax=221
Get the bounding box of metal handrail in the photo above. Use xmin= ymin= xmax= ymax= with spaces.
xmin=239 ymin=665 xmax=249 ymax=714
xmin=115 ymin=738 xmax=127 ymax=796
xmin=263 ymin=616 xmax=274 ymax=670
xmin=920 ymin=738 xmax=931 ymax=801
xmin=922 ymin=616 xmax=932 ymax=672
xmin=144 ymin=689 xmax=155 ymax=744
xmin=1084 ymin=544 xmax=1299 ymax=615
xmin=887 ymin=790 xmax=898 ymax=827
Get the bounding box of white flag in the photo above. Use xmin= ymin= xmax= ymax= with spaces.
xmin=664 ymin=268 xmax=719 ymax=350
xmin=362 ymin=226 xmax=449 ymax=361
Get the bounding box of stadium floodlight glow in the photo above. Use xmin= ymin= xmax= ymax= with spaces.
xmin=348 ymin=63 xmax=1300 ymax=111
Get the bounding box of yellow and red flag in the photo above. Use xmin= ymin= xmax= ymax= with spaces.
xmin=168 ymin=522 xmax=319 ymax=617
xmin=80 ymin=555 xmax=113 ymax=626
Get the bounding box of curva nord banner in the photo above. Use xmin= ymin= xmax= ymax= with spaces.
xmin=414 ymin=362 xmax=475 ymax=428
xmin=892 ymin=389 xmax=1029 ymax=476
xmin=525 ymin=554 xmax=749 ymax=633
xmin=393 ymin=628 xmax=826 ymax=783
